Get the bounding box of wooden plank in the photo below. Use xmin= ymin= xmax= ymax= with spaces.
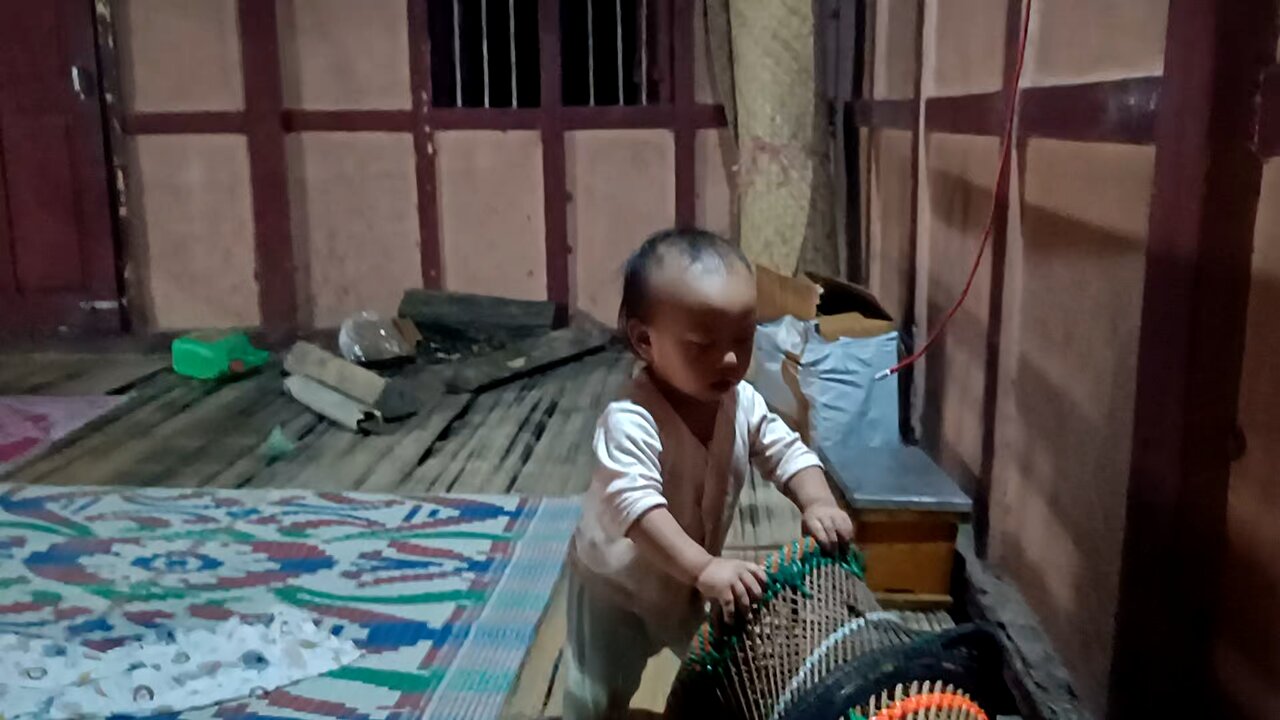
xmin=41 ymin=354 xmax=168 ymax=395
xmin=56 ymin=372 xmax=282 ymax=487
xmin=956 ymin=527 xmax=1085 ymax=720
xmin=1110 ymin=2 xmax=1278 ymax=716
xmin=412 ymin=378 xmax=546 ymax=493
xmin=0 ymin=357 xmax=90 ymax=394
xmin=238 ymin=419 xmax=340 ymax=490
xmin=203 ymin=408 xmax=322 ymax=489
xmin=445 ymin=325 xmax=613 ymax=394
xmin=359 ymin=394 xmax=473 ymax=493
xmin=162 ymin=395 xmax=302 ymax=488
xmin=510 ymin=353 xmax=628 ymax=495
xmin=5 ymin=374 xmax=202 ymax=482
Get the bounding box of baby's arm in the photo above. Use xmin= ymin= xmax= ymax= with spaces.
xmin=782 ymin=468 xmax=854 ymax=551
xmin=743 ymin=385 xmax=854 ymax=550
xmin=627 ymin=508 xmax=767 ymax=619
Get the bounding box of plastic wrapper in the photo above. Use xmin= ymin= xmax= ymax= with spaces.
xmin=338 ymin=311 xmax=411 ymax=364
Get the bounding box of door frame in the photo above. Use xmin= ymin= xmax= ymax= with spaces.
xmin=0 ymin=0 xmax=127 ymax=338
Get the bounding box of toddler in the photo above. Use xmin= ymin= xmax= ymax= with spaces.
xmin=565 ymin=228 xmax=854 ymax=719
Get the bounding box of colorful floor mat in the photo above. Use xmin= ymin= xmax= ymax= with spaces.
xmin=0 ymin=396 xmax=123 ymax=472
xmin=0 ymin=485 xmax=580 ymax=719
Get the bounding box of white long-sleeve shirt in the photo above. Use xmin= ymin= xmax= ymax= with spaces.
xmin=571 ymin=371 xmax=823 ymax=642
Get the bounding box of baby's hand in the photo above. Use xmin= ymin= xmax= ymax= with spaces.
xmin=695 ymin=557 xmax=768 ymax=622
xmin=802 ymin=503 xmax=854 ymax=553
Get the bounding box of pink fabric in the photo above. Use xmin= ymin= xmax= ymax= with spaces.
xmin=0 ymin=396 xmax=122 ymax=470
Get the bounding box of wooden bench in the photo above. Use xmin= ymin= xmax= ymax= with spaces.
xmin=820 ymin=445 xmax=973 ymax=609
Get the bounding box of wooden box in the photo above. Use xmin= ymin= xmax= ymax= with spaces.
xmin=821 ymin=446 xmax=973 ymax=609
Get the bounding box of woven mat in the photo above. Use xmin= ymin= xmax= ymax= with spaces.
xmin=0 ymin=485 xmax=580 ymax=719
xmin=0 ymin=397 xmax=123 ymax=473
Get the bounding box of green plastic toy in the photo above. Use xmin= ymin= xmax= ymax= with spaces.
xmin=171 ymin=332 xmax=271 ymax=380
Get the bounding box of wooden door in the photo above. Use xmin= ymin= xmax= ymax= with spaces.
xmin=0 ymin=0 xmax=120 ymax=336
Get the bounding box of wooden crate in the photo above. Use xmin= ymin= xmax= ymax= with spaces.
xmin=853 ymin=508 xmax=965 ymax=607
xmin=822 ymin=446 xmax=973 ymax=610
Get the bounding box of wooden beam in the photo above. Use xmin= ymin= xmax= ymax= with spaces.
xmin=539 ymin=0 xmax=570 ymax=312
xmin=282 ymin=109 xmax=413 ymax=133
xmin=123 ymin=111 xmax=246 ymax=135
xmin=1109 ymin=1 xmax=1278 ymax=716
xmin=238 ymin=0 xmax=297 ymax=338
xmin=408 ymin=0 xmax=443 ymax=289
xmin=852 ymin=98 xmax=917 ymax=130
xmin=1019 ymin=76 xmax=1161 ymax=145
xmin=672 ymin=0 xmax=697 ymax=228
xmin=125 ymin=107 xmax=729 ymax=136
xmin=924 ymin=92 xmax=1004 ymax=137
xmin=976 ymin=0 xmax=1023 ymax=557
xmin=1261 ymin=65 xmax=1280 ymax=157
xmin=916 ymin=76 xmax=1163 ymax=145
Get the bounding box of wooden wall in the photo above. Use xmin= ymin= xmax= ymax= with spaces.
xmin=1218 ymin=150 xmax=1280 ymax=717
xmin=856 ymin=0 xmax=1280 ymax=715
xmin=111 ymin=0 xmax=731 ymax=333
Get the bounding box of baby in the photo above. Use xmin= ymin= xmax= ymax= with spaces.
xmin=565 ymin=228 xmax=854 ymax=718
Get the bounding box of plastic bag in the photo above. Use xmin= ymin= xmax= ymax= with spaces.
xmin=748 ymin=316 xmax=810 ymax=426
xmin=338 ymin=311 xmax=411 ymax=364
xmin=798 ymin=326 xmax=902 ymax=456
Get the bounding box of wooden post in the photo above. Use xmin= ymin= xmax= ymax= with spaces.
xmin=238 ymin=0 xmax=298 ymax=339
xmin=1109 ymin=0 xmax=1278 ymax=715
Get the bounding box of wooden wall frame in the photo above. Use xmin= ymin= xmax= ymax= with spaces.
xmin=104 ymin=0 xmax=729 ymax=336
xmin=852 ymin=0 xmax=1280 ymax=713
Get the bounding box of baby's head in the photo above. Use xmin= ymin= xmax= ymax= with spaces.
xmin=619 ymin=228 xmax=756 ymax=404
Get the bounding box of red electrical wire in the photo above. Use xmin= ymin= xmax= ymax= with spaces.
xmin=875 ymin=1 xmax=1033 ymax=382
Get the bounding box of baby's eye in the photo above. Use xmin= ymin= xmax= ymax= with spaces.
xmin=685 ymin=337 xmax=713 ymax=349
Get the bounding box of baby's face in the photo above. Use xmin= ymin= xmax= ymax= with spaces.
xmin=632 ymin=261 xmax=756 ymax=404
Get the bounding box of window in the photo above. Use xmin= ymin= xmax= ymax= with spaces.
xmin=427 ymin=0 xmax=542 ymax=108
xmin=426 ymin=0 xmax=664 ymax=109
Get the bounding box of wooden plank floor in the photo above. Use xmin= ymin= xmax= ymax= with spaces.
xmin=0 ymin=352 xmax=167 ymax=395
xmin=0 ymin=348 xmax=834 ymax=718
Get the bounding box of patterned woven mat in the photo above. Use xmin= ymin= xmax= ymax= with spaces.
xmin=0 ymin=485 xmax=580 ymax=719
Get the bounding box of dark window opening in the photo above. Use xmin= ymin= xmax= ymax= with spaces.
xmin=561 ymin=0 xmax=660 ymax=106
xmin=424 ymin=0 xmax=665 ymax=110
xmin=427 ymin=0 xmax=542 ymax=108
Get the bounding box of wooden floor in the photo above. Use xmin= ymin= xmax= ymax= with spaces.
xmin=0 ymin=347 xmax=808 ymax=718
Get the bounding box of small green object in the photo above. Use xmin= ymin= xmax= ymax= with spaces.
xmin=260 ymin=425 xmax=297 ymax=464
xmin=171 ymin=332 xmax=270 ymax=380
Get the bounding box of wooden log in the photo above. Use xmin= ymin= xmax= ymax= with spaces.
xmin=284 ymin=341 xmax=418 ymax=420
xmin=398 ymin=289 xmax=556 ymax=340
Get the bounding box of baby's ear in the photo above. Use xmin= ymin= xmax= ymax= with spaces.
xmin=627 ymin=319 xmax=655 ymax=362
